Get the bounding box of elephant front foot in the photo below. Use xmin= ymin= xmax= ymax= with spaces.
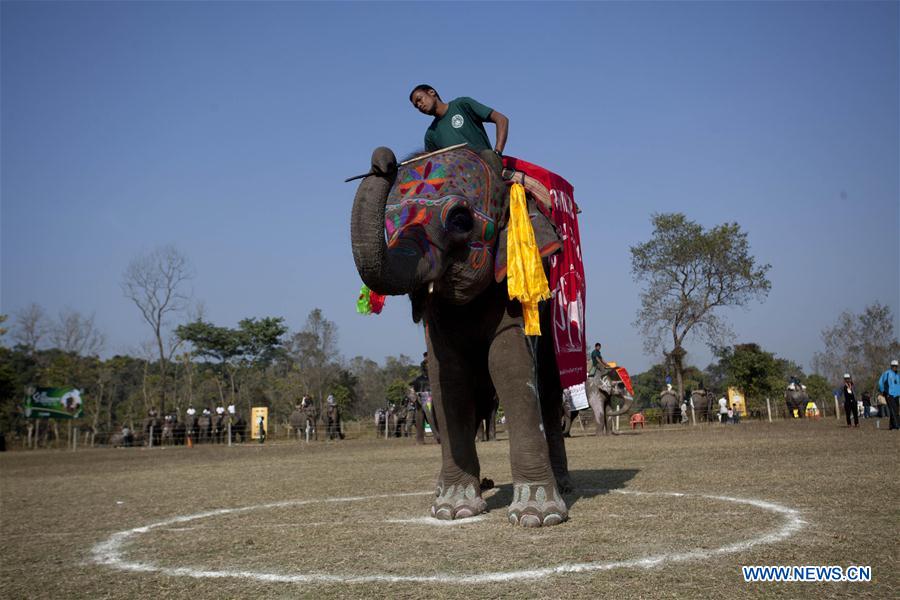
xmin=431 ymin=481 xmax=487 ymax=520
xmin=508 ymin=482 xmax=568 ymax=527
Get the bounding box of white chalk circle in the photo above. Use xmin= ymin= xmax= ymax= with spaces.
xmin=91 ymin=489 xmax=806 ymax=584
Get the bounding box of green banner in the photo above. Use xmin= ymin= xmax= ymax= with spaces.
xmin=24 ymin=387 xmax=84 ymax=419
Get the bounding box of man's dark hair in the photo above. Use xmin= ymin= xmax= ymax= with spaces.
xmin=409 ymin=84 xmax=439 ymax=102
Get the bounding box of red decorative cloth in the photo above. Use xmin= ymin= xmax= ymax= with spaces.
xmin=503 ymin=156 xmax=587 ymax=392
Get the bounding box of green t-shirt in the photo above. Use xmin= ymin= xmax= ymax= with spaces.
xmin=424 ymin=97 xmax=494 ymax=153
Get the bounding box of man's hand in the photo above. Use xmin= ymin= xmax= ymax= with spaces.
xmin=488 ymin=110 xmax=509 ymax=155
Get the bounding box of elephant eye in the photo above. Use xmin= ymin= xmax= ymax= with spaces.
xmin=445 ymin=206 xmax=474 ymax=235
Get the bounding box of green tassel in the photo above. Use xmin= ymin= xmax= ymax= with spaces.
xmin=356 ymin=284 xmax=372 ymax=315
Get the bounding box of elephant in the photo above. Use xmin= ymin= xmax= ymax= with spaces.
xmin=375 ymin=405 xmax=406 ymax=438
xmin=689 ymin=389 xmax=712 ymax=422
xmin=351 ymin=146 xmax=571 ymax=527
xmin=785 ymin=388 xmax=809 ymax=418
xmin=659 ymin=388 xmax=679 ymax=424
xmin=563 ymin=372 xmax=634 ymax=436
xmin=197 ymin=413 xmax=213 ymax=443
xmin=290 ymin=406 xmax=316 ymax=440
xmin=161 ymin=414 xmax=186 ymax=445
xmin=142 ymin=411 xmax=163 ymax=446
xmin=408 ymin=375 xmax=440 ymax=444
xmin=326 ymin=403 xmax=344 ymax=440
xmin=228 ymin=413 xmax=248 ymax=443
xmin=212 ymin=413 xmax=227 ymax=443
xmin=184 ymin=414 xmax=199 ymax=442
xmin=475 ymin=394 xmax=499 ymax=442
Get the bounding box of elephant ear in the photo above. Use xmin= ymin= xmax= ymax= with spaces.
xmin=494 ymin=191 xmax=562 ymax=282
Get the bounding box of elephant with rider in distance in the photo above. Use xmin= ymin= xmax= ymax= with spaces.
xmin=351 ymin=146 xmax=573 ymax=527
xmin=785 ymin=387 xmax=809 ymax=418
xmin=563 ymin=370 xmax=634 ymax=436
xmin=659 ymin=385 xmax=680 ymax=424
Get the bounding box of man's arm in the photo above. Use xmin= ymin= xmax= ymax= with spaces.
xmin=488 ymin=110 xmax=508 ymax=154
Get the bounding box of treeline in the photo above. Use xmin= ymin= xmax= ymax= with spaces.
xmin=629 ymin=343 xmax=832 ymax=412
xmin=0 ymin=308 xmax=422 ymax=438
xmin=630 ymin=301 xmax=899 ymax=412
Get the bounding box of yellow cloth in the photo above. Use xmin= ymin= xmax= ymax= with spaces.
xmin=506 ymin=183 xmax=551 ymax=335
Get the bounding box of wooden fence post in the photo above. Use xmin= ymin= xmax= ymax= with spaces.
xmin=766 ymin=398 xmax=772 ymax=422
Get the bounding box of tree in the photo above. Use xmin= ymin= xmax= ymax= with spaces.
xmin=706 ymin=343 xmax=814 ymax=413
xmin=11 ymin=303 xmax=49 ymax=354
xmin=711 ymin=344 xmax=783 ymax=410
xmin=812 ymin=303 xmax=900 ymax=393
xmin=121 ymin=245 xmax=193 ymax=414
xmin=631 ymin=213 xmax=771 ymax=402
xmin=49 ymin=308 xmax=105 ymax=356
xmin=288 ymin=309 xmax=342 ymax=416
xmin=175 ymin=316 xmax=287 ymax=410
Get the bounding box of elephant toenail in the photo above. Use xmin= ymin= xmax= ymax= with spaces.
xmin=520 ymin=514 xmax=542 ymax=528
xmin=543 ymin=514 xmax=563 ymax=526
xmin=455 ymin=507 xmax=474 ymax=519
xmin=434 ymin=507 xmax=453 ymax=520
xmin=508 ymin=513 xmax=519 ymax=525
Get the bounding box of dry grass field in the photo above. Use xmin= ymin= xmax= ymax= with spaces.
xmin=1 ymin=417 xmax=897 ymax=599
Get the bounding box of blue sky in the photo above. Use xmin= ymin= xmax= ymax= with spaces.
xmin=2 ymin=1 xmax=898 ymax=374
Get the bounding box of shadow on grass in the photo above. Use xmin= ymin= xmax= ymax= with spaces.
xmin=484 ymin=468 xmax=640 ymax=511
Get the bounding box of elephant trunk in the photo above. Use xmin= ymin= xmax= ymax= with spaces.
xmin=350 ymin=147 xmax=432 ymax=296
xmin=606 ymin=387 xmax=634 ymax=417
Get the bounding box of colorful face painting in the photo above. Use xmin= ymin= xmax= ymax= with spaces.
xmin=385 ymin=148 xmax=505 ymax=277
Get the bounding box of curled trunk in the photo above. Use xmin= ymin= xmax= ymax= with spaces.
xmin=350 ymin=147 xmax=432 ymax=296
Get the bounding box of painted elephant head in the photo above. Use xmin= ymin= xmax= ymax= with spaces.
xmin=351 ymin=147 xmax=559 ymax=307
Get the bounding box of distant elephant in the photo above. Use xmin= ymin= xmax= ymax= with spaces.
xmin=785 ymin=388 xmax=808 ymax=418
xmin=197 ymin=413 xmax=212 ymax=442
xmin=689 ymin=389 xmax=712 ymax=422
xmin=326 ymin=403 xmax=344 ymax=440
xmin=563 ymin=372 xmax=634 ymax=436
xmin=142 ymin=412 xmax=163 ymax=446
xmin=212 ymin=413 xmax=227 ymax=443
xmin=408 ymin=378 xmax=440 ymax=445
xmin=184 ymin=414 xmax=198 ymax=442
xmin=290 ymin=406 xmax=318 ymax=441
xmin=351 ymin=146 xmax=570 ymax=526
xmin=229 ymin=413 xmax=248 ymax=443
xmin=161 ymin=415 xmax=186 ymax=445
xmin=476 ymin=395 xmax=499 ymax=441
xmin=659 ymin=388 xmax=679 ymax=424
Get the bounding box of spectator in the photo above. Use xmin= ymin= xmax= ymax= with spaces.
xmin=718 ymin=395 xmax=728 ymax=423
xmin=731 ymin=403 xmax=741 ymax=424
xmin=861 ymin=392 xmax=871 ymax=419
xmin=842 ymin=373 xmax=859 ymax=428
xmin=876 ymin=359 xmax=900 ymax=430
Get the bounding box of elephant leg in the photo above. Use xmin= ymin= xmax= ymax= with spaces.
xmin=535 ymin=327 xmax=571 ymax=493
xmin=427 ymin=334 xmax=486 ymax=521
xmin=415 ymin=407 xmax=425 ymax=444
xmin=489 ymin=320 xmax=567 ymax=527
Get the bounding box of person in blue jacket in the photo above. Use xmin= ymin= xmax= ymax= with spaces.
xmin=877 ymin=359 xmax=900 ymax=430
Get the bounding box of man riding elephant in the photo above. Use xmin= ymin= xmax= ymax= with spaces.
xmin=351 ymin=144 xmax=573 ymax=526
xmin=785 ymin=376 xmax=808 ymax=418
xmin=659 ymin=384 xmax=679 ymax=425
